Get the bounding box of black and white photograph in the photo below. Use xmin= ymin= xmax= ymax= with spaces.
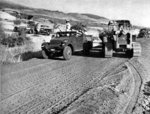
xmin=0 ymin=0 xmax=150 ymax=113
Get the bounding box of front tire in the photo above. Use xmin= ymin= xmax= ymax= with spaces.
xmin=63 ymin=46 xmax=72 ymax=60
xmin=42 ymin=50 xmax=49 ymax=59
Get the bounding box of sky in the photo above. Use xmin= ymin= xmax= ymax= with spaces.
xmin=4 ymin=0 xmax=150 ymax=27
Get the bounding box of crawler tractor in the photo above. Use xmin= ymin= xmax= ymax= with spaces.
xmin=99 ymin=20 xmax=141 ymax=57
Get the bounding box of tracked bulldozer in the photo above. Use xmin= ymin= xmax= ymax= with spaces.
xmin=100 ymin=20 xmax=141 ymax=57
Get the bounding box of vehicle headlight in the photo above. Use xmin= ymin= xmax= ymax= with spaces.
xmin=61 ymin=42 xmax=66 ymax=46
xmin=60 ymin=40 xmax=68 ymax=46
xmin=63 ymin=40 xmax=68 ymax=43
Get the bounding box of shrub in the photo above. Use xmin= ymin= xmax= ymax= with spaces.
xmin=71 ymin=23 xmax=87 ymax=33
xmin=14 ymin=19 xmax=21 ymax=25
xmin=0 ymin=23 xmax=32 ymax=63
xmin=0 ymin=24 xmax=27 ymax=47
xmin=0 ymin=23 xmax=5 ymax=42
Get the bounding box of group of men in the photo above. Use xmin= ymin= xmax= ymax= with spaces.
xmin=108 ymin=20 xmax=127 ymax=37
xmin=33 ymin=19 xmax=71 ymax=34
xmin=35 ymin=18 xmax=128 ymax=37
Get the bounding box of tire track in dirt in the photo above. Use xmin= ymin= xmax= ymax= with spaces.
xmin=26 ymin=60 xmax=119 ymax=114
xmin=2 ymin=58 xmax=51 ymax=75
xmin=6 ymin=58 xmax=104 ymax=113
xmin=122 ymin=58 xmax=143 ymax=114
xmin=1 ymin=57 xmax=107 ymax=112
xmin=1 ymin=57 xmax=108 ymax=113
xmin=1 ymin=58 xmax=127 ymax=114
xmin=2 ymin=56 xmax=83 ymax=82
xmin=20 ymin=60 xmax=127 ymax=114
xmin=47 ymin=59 xmax=142 ymax=114
xmin=1 ymin=56 xmax=87 ymax=100
xmin=42 ymin=62 xmax=130 ymax=114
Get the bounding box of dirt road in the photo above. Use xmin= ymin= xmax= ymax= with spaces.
xmin=131 ymin=39 xmax=150 ymax=114
xmin=2 ymin=38 xmax=150 ymax=114
xmin=0 ymin=51 xmax=129 ymax=114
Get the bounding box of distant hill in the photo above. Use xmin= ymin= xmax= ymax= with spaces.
xmin=0 ymin=1 xmax=30 ymax=10
xmin=82 ymin=13 xmax=108 ymax=20
xmin=0 ymin=1 xmax=109 ymax=27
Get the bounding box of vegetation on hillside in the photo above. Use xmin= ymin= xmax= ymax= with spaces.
xmin=0 ymin=24 xmax=33 ymax=63
xmin=0 ymin=1 xmax=29 ymax=10
xmin=71 ymin=23 xmax=87 ymax=32
xmin=0 ymin=1 xmax=109 ymax=27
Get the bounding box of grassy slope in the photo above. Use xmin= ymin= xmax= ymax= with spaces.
xmin=0 ymin=1 xmax=145 ymax=29
xmin=0 ymin=1 xmax=109 ymax=27
xmin=0 ymin=1 xmax=30 ymax=10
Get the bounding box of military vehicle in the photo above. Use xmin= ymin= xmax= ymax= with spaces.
xmin=39 ymin=25 xmax=52 ymax=35
xmin=138 ymin=28 xmax=150 ymax=38
xmin=84 ymin=20 xmax=141 ymax=57
xmin=101 ymin=20 xmax=141 ymax=57
xmin=41 ymin=31 xmax=93 ymax=60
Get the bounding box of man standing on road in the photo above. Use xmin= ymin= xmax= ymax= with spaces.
xmin=65 ymin=20 xmax=71 ymax=31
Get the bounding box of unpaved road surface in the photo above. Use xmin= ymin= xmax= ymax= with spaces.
xmin=1 ymin=37 xmax=150 ymax=114
xmin=131 ymin=38 xmax=150 ymax=114
xmin=1 ymin=51 xmax=129 ymax=114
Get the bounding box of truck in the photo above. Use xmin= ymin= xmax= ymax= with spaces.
xmin=102 ymin=20 xmax=141 ymax=57
xmin=41 ymin=20 xmax=141 ymax=60
xmin=75 ymin=20 xmax=141 ymax=58
xmin=95 ymin=20 xmax=141 ymax=57
xmin=41 ymin=31 xmax=93 ymax=60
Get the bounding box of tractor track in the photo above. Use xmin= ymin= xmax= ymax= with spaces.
xmin=2 ymin=56 xmax=84 ymax=82
xmin=25 ymin=60 xmax=127 ymax=114
xmin=41 ymin=62 xmax=129 ymax=114
xmin=1 ymin=56 xmax=89 ymax=100
xmin=7 ymin=58 xmax=108 ymax=114
xmin=1 ymin=57 xmax=101 ymax=103
xmin=123 ymin=58 xmax=143 ymax=114
xmin=0 ymin=55 xmax=143 ymax=114
xmin=1 ymin=57 xmax=128 ymax=114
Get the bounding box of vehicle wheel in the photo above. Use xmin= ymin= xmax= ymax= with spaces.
xmin=42 ymin=50 xmax=49 ymax=59
xmin=63 ymin=46 xmax=72 ymax=60
xmin=104 ymin=43 xmax=113 ymax=58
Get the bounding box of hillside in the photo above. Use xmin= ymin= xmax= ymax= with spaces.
xmin=0 ymin=1 xmax=109 ymax=27
xmin=0 ymin=1 xmax=30 ymax=10
xmin=82 ymin=13 xmax=108 ymax=20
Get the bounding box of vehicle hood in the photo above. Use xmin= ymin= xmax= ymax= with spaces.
xmin=50 ymin=37 xmax=69 ymax=45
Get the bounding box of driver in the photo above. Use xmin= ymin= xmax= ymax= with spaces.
xmin=65 ymin=19 xmax=71 ymax=31
xmin=117 ymin=25 xmax=126 ymax=37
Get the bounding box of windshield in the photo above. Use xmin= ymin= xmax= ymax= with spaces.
xmin=56 ymin=32 xmax=77 ymax=38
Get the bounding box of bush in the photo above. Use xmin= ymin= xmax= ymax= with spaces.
xmin=0 ymin=42 xmax=34 ymax=63
xmin=14 ymin=19 xmax=21 ymax=25
xmin=71 ymin=23 xmax=87 ymax=33
xmin=0 ymin=24 xmax=5 ymax=42
xmin=0 ymin=23 xmax=27 ymax=47
xmin=1 ymin=36 xmax=24 ymax=47
xmin=0 ymin=24 xmax=32 ymax=63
